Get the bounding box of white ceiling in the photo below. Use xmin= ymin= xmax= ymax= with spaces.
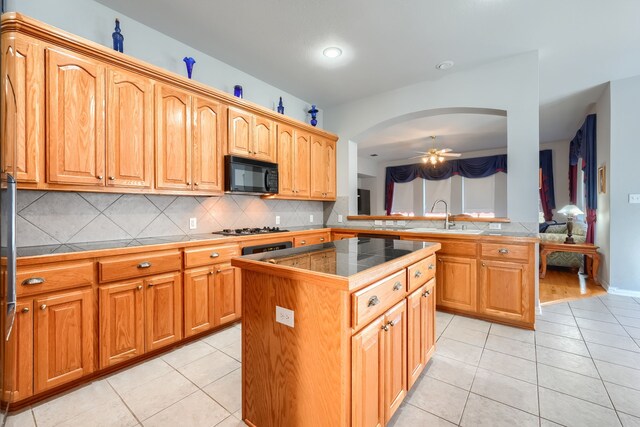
xmin=96 ymin=0 xmax=640 ymax=148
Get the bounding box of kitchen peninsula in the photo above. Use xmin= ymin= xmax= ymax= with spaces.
xmin=232 ymin=237 xmax=440 ymax=427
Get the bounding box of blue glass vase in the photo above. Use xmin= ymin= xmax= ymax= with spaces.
xmin=183 ymin=57 xmax=196 ymax=79
xmin=112 ymin=19 xmax=124 ymax=53
xmin=234 ymin=85 xmax=243 ymax=98
xmin=308 ymin=104 xmax=319 ymax=127
xmin=277 ymin=97 xmax=284 ymax=114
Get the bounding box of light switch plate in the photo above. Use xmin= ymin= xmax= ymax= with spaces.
xmin=275 ymin=215 xmax=281 ymax=225
xmin=276 ymin=306 xmax=294 ymax=328
xmin=489 ymin=223 xmax=501 ymax=230
xmin=310 ymin=214 xmax=314 ymax=223
xmin=189 ymin=218 xmax=197 ymax=230
xmin=374 ymin=220 xmax=383 ymax=226
xmin=385 ymin=220 xmax=394 ymax=226
xmin=338 ymin=214 xmax=343 ymax=223
xmin=396 ymin=220 xmax=406 ymax=226
xmin=629 ymin=194 xmax=640 ymax=204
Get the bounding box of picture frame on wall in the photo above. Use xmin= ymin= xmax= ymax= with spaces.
xmin=598 ymin=165 xmax=606 ymax=193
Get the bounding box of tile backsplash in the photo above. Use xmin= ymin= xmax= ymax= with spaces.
xmin=16 ymin=191 xmax=324 ymax=247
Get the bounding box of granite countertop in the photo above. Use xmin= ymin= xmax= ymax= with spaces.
xmin=329 ymin=225 xmax=538 ymax=239
xmin=240 ymin=237 xmax=439 ymax=278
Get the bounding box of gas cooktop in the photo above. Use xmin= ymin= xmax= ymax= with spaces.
xmin=212 ymin=227 xmax=289 ymax=236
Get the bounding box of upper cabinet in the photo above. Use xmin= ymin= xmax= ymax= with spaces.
xmin=276 ymin=124 xmax=310 ymax=198
xmin=228 ymin=106 xmax=277 ymax=163
xmin=46 ymin=47 xmax=106 ymax=186
xmin=193 ymin=96 xmax=225 ymax=193
xmin=310 ymin=136 xmax=336 ymax=200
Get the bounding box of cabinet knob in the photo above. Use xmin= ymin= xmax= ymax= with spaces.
xmin=393 ymin=282 xmax=403 ymax=291
xmin=216 ymin=269 xmax=222 ymax=273
xmin=22 ymin=277 xmax=45 ymax=286
xmin=414 ymin=270 xmax=422 ymax=278
xmin=422 ymin=290 xmax=431 ymax=298
xmin=108 ymin=176 xmax=115 ymax=181
xmin=387 ymin=320 xmax=396 ymax=327
xmin=194 ymin=182 xmax=199 ymax=186
xmin=320 ymin=238 xmax=325 ymax=242
xmin=147 ymin=283 xmax=154 ymax=287
xmin=368 ymin=296 xmax=380 ymax=307
xmin=210 ymin=252 xmax=220 ymax=258
xmin=137 ymin=285 xmax=143 ymax=290
xmin=209 ymin=271 xmax=214 ymax=275
xmin=498 ymin=248 xmax=509 ymax=254
xmin=300 ymin=240 xmax=306 ymax=245
xmin=186 ymin=181 xmax=191 ymax=185
xmin=382 ymin=324 xmax=389 ymax=331
xmin=482 ymin=262 xmax=486 ymax=267
xmin=40 ymin=304 xmax=47 ymax=311
xmin=97 ymin=175 xmax=103 ymax=180
xmin=21 ymin=307 xmax=29 ymax=313
xmin=428 ymin=264 xmax=435 ymax=270
xmin=137 ymin=262 xmax=152 ymax=269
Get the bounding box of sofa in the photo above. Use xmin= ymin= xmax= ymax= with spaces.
xmin=539 ymin=221 xmax=587 ymax=268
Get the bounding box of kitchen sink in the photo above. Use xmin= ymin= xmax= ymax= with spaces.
xmin=405 ymin=227 xmax=484 ymax=235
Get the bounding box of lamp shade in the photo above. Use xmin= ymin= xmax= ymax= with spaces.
xmin=558 ymin=204 xmax=584 ymax=216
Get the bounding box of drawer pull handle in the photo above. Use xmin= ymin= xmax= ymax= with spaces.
xmin=393 ymin=282 xmax=403 ymax=291
xmin=368 ymin=296 xmax=380 ymax=307
xmin=210 ymin=252 xmax=220 ymax=258
xmin=22 ymin=277 xmax=45 ymax=286
xmin=21 ymin=307 xmax=30 ymax=313
xmin=138 ymin=262 xmax=152 ymax=269
xmin=498 ymin=248 xmax=509 ymax=254
xmin=300 ymin=240 xmax=306 ymax=245
xmin=320 ymin=238 xmax=325 ymax=242
xmin=40 ymin=304 xmax=47 ymax=311
xmin=414 ymin=270 xmax=422 ymax=278
xmin=216 ymin=269 xmax=222 ymax=273
xmin=422 ymin=290 xmax=431 ymax=297
xmin=428 ymin=264 xmax=435 ymax=270
xmin=267 ymin=259 xmax=276 ymax=264
xmin=147 ymin=283 xmax=154 ymax=287
xmin=137 ymin=285 xmax=143 ymax=290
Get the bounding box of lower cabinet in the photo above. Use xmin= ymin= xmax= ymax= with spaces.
xmin=479 ymin=259 xmax=532 ymax=324
xmin=99 ymin=272 xmax=182 ymax=368
xmin=436 ymin=255 xmax=477 ymax=312
xmin=407 ymin=279 xmax=436 ymax=389
xmin=213 ymin=263 xmax=241 ymax=326
xmin=352 ymin=300 xmax=407 ymax=427
xmin=2 ymin=300 xmax=34 ymax=402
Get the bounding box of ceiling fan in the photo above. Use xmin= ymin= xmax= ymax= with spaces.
xmin=409 ymin=136 xmax=462 ymax=165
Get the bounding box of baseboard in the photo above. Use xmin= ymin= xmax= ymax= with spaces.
xmin=606 ymin=286 xmax=640 ymax=298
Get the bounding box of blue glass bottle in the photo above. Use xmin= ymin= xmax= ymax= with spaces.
xmin=308 ymin=105 xmax=319 ymax=127
xmin=277 ymin=97 xmax=284 ymax=114
xmin=183 ymin=57 xmax=196 ymax=79
xmin=234 ymin=85 xmax=243 ymax=98
xmin=112 ymin=19 xmax=124 ymax=53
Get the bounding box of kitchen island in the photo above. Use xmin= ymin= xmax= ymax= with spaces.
xmin=232 ymin=237 xmax=441 ymax=427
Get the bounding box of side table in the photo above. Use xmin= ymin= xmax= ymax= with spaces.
xmin=539 ymin=242 xmax=600 ymax=282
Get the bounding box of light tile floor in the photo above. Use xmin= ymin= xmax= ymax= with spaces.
xmin=7 ymin=294 xmax=640 ymax=426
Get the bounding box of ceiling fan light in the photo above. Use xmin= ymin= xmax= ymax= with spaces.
xmin=438 ymin=156 xmax=445 ymax=162
xmin=422 ymin=157 xmax=428 ymax=163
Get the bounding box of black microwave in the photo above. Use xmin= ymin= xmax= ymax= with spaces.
xmin=224 ymin=155 xmax=279 ymax=195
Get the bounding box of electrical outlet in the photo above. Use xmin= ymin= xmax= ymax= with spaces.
xmin=397 ymin=220 xmax=406 ymax=226
xmin=310 ymin=214 xmax=314 ymax=223
xmin=385 ymin=220 xmax=394 ymax=226
xmin=338 ymin=214 xmax=343 ymax=223
xmin=189 ymin=218 xmax=197 ymax=230
xmin=275 ymin=306 xmax=294 ymax=328
xmin=275 ymin=215 xmax=281 ymax=225
xmin=374 ymin=220 xmax=383 ymax=226
xmin=489 ymin=223 xmax=502 ymax=230
xmin=629 ymin=194 xmax=640 ymax=204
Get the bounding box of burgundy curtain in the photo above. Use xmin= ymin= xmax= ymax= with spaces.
xmin=568 ymin=114 xmax=597 ymax=242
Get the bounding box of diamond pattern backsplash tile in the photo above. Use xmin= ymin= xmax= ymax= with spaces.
xmin=16 ymin=191 xmax=325 ymax=247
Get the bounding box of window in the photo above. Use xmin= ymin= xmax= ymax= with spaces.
xmin=391 ymin=181 xmax=417 ymax=215
xmin=424 ymin=179 xmax=452 ymax=214
xmin=462 ymin=175 xmax=496 ymax=216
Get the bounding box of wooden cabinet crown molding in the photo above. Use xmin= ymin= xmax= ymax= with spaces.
xmin=0 ymin=12 xmax=338 ymax=141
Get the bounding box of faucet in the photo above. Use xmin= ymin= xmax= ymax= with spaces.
xmin=430 ymin=199 xmax=449 ymax=230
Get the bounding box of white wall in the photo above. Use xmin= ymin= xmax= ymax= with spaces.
xmin=7 ymin=0 xmax=321 ymax=126
xmin=608 ymin=76 xmax=640 ymax=295
xmin=595 ymin=84 xmax=611 ymax=289
xmin=324 ymin=52 xmax=539 ymax=223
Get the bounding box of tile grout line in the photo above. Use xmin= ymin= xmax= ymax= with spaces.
xmin=105 ymin=379 xmax=143 ymax=426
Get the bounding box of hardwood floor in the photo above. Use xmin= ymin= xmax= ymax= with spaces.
xmin=539 ymin=266 xmax=607 ymax=305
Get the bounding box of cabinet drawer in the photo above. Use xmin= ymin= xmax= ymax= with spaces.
xmin=352 ymin=270 xmax=406 ymax=329
xmin=294 ymin=232 xmax=331 ymax=247
xmin=184 ymin=244 xmax=240 ymax=268
xmin=407 ymin=255 xmax=436 ymax=293
xmin=98 ymin=250 xmax=181 ymax=283
xmin=481 ymin=243 xmax=529 ymax=262
xmin=17 ymin=261 xmax=95 ymax=297
xmin=438 ymin=241 xmax=478 ymax=257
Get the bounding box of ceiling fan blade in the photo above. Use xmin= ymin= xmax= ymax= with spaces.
xmin=408 ymin=155 xmax=426 ymax=159
xmin=438 ymin=148 xmax=453 ymax=153
xmin=440 ymin=153 xmax=462 ymax=157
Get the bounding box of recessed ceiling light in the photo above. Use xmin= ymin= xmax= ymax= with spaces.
xmin=323 ymin=47 xmax=343 ymax=58
xmin=436 ymin=60 xmax=454 ymax=70
xmin=370 ymin=153 xmax=378 ymax=157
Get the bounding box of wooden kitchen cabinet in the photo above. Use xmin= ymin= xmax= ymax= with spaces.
xmin=1 ymin=34 xmax=44 ymax=185
xmin=34 ymin=288 xmax=94 ymax=393
xmin=276 ymin=124 xmax=310 ymax=198
xmin=184 ymin=267 xmax=215 ymax=337
xmin=407 ymin=279 xmax=435 ymax=389
xmin=479 ymin=259 xmax=532 ymax=324
xmin=106 ymin=68 xmax=154 ymax=188
xmin=293 ymin=231 xmax=331 ymax=247
xmin=192 ymin=96 xmax=225 ymax=193
xmin=228 ymin=106 xmax=276 ymax=163
xmin=382 ymin=300 xmax=407 ymax=424
xmin=145 ymin=272 xmax=182 ymax=352
xmin=310 ymin=136 xmax=336 ymax=199
xmin=99 ymin=280 xmax=145 ymax=368
xmin=2 ymin=300 xmax=33 ymax=402
xmin=213 ymin=263 xmax=241 ymax=326
xmin=46 ymin=47 xmax=105 ymax=186
xmin=436 ymin=255 xmax=477 ymax=312
xmin=352 ymin=316 xmax=385 ymax=427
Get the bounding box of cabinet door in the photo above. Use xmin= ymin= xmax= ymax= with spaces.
xmin=213 ymin=264 xmax=241 ymax=326
xmin=383 ymin=300 xmax=407 ymax=424
xmin=309 ymin=136 xmax=326 ymax=198
xmin=106 ymin=69 xmax=154 ymax=188
xmin=34 ymin=288 xmax=94 ymax=393
xmin=479 ymin=260 xmax=531 ymax=323
xmin=183 ymin=267 xmax=214 ymax=337
xmin=324 ymin=139 xmax=337 ymax=199
xmin=406 ymin=286 xmax=426 ymax=389
xmin=253 ymin=115 xmax=276 ymax=162
xmin=352 ymin=316 xmax=385 ymax=427
xmin=46 ymin=48 xmax=105 ymax=186
xmin=145 ymin=272 xmax=182 ymax=351
xmin=423 ymin=279 xmax=436 ymax=363
xmin=228 ymin=107 xmax=252 ymax=157
xmin=193 ymin=96 xmax=224 ymax=193
xmin=436 ymin=255 xmax=477 ymax=312
xmin=276 ymin=124 xmax=295 ymax=197
xmin=294 ymin=130 xmax=311 ymax=198
xmin=99 ymin=280 xmax=145 ymax=368
xmin=2 ymin=300 xmax=33 ymax=402
xmin=2 ymin=35 xmax=44 ymax=184
xmin=155 ymin=85 xmax=191 ymax=190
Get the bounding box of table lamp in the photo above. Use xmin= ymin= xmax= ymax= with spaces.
xmin=557 ymin=204 xmax=584 ymax=244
